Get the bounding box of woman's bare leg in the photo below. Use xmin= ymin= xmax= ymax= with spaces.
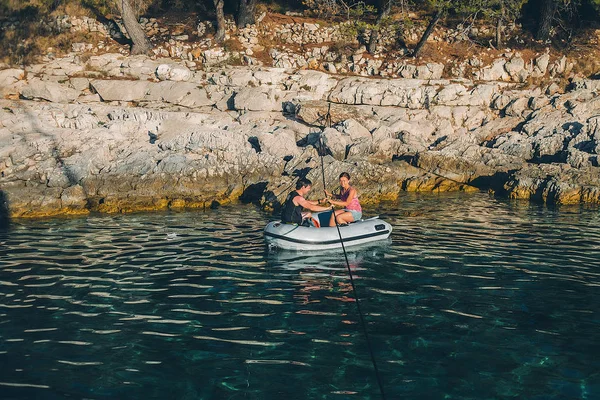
xmin=336 ymin=211 xmax=354 ymax=224
xmin=329 ymin=210 xmax=354 ymax=226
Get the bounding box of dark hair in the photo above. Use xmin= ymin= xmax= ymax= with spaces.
xmin=339 ymin=172 xmax=350 ymax=180
xmin=296 ymin=178 xmax=312 ymax=189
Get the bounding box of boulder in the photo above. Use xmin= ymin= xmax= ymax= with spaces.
xmin=256 ymin=128 xmax=300 ymax=158
xmin=0 ymin=68 xmax=25 ymax=87
xmin=0 ymin=68 xmax=25 ymax=98
xmin=504 ymin=56 xmax=527 ymax=81
xmin=233 ymin=87 xmax=283 ymax=111
xmin=335 ymin=118 xmax=371 ymax=141
xmin=321 ymin=127 xmax=349 ymax=160
xmin=21 ymin=78 xmax=80 ymax=103
xmin=253 ymin=68 xmax=289 ymax=86
xmin=504 ymin=97 xmax=531 ymax=117
xmin=293 ymin=70 xmax=338 ymax=96
xmin=156 ymin=64 xmax=192 ymax=81
xmin=146 ymin=81 xmax=215 ymax=107
xmin=532 ymin=53 xmax=550 ymax=78
xmin=295 ymin=100 xmax=373 ymax=127
xmin=480 ymin=59 xmax=508 ymax=81
xmin=91 ymin=79 xmax=151 ymax=102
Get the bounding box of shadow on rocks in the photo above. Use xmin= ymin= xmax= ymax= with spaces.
xmin=0 ymin=190 xmax=10 ymax=230
xmin=240 ymin=182 xmax=282 ymax=211
xmin=240 ymin=182 xmax=268 ymax=205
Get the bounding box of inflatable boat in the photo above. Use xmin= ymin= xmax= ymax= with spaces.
xmin=264 ymin=212 xmax=392 ymax=251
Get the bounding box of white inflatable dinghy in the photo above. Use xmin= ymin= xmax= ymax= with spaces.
xmin=264 ymin=212 xmax=392 ymax=251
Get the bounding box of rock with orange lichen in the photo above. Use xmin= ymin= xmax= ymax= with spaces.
xmin=5 ymin=57 xmax=600 ymax=221
xmin=504 ymin=164 xmax=600 ymax=204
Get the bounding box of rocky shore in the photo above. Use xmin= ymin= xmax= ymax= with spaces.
xmin=2 ymin=22 xmax=600 ymax=218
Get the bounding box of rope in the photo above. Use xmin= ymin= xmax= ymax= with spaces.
xmin=318 ymin=133 xmax=387 ymax=400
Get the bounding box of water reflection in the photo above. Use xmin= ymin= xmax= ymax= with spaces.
xmin=0 ymin=194 xmax=599 ymax=399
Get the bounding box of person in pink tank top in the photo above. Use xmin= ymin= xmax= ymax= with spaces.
xmin=325 ymin=172 xmax=362 ymax=226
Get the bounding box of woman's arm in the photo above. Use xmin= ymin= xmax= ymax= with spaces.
xmin=328 ymin=188 xmax=356 ymax=207
xmin=325 ymin=189 xmax=341 ymax=200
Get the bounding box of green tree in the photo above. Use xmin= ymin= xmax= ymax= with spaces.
xmin=457 ymin=0 xmax=526 ymax=47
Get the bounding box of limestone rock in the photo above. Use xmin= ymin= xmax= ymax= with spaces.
xmin=256 ymin=129 xmax=300 ymax=158
xmin=504 ymin=163 xmax=600 ymax=204
xmin=21 ymin=78 xmax=80 ymax=103
xmin=335 ymin=118 xmax=371 ymax=141
xmin=61 ymin=184 xmax=89 ymax=212
xmin=295 ymin=100 xmax=374 ymax=127
xmin=156 ymin=64 xmax=192 ymax=81
xmin=532 ymin=53 xmax=550 ymax=78
xmin=321 ymin=127 xmax=349 ymax=160
xmin=0 ymin=68 xmax=25 ymax=97
xmin=91 ymin=79 xmax=151 ymax=102
xmin=233 ymin=87 xmax=283 ymax=111
xmin=480 ymin=59 xmax=509 ymax=81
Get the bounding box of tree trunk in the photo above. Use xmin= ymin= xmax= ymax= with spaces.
xmin=367 ymin=29 xmax=380 ymax=55
xmin=536 ymin=0 xmax=557 ymax=41
xmin=412 ymin=9 xmax=441 ymax=57
xmin=496 ymin=16 xmax=503 ymax=48
xmin=119 ymin=0 xmax=151 ymax=55
xmin=495 ymin=3 xmax=504 ymax=48
xmin=237 ymin=0 xmax=257 ymax=28
xmin=367 ymin=0 xmax=392 ymax=55
xmin=214 ymin=0 xmax=226 ymax=43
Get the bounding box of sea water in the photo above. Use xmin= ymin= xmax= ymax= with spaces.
xmin=0 ymin=192 xmax=599 ymax=399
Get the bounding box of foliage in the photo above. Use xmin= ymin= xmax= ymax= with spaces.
xmin=0 ymin=0 xmax=57 ymax=15
xmin=302 ymin=0 xmax=376 ymax=21
xmin=2 ymin=0 xmax=600 ymax=65
xmin=0 ymin=0 xmax=63 ymax=64
xmin=337 ymin=19 xmax=369 ymax=41
xmin=454 ymin=0 xmax=526 ymax=22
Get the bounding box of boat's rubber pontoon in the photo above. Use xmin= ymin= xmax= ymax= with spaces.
xmin=264 ymin=213 xmax=392 ymax=251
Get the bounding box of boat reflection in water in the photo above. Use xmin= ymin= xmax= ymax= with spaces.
xmin=265 ymin=241 xmax=391 ymax=305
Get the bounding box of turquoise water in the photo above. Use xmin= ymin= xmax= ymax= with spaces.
xmin=0 ymin=193 xmax=599 ymax=399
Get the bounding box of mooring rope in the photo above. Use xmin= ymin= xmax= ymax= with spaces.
xmin=318 ymin=127 xmax=387 ymax=400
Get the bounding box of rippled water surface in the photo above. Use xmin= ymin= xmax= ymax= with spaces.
xmin=1 ymin=193 xmax=599 ymax=399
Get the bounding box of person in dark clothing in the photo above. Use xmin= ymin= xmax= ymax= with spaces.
xmin=281 ymin=178 xmax=330 ymax=226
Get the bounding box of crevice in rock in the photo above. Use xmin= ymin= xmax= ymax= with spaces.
xmin=248 ymin=136 xmax=261 ymax=153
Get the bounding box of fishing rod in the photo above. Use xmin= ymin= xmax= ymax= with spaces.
xmin=318 ymin=108 xmax=387 ymax=400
